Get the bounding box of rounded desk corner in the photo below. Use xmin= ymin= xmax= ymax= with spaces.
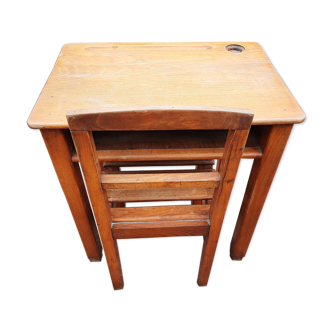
xmin=298 ymin=113 xmax=310 ymax=126
xmin=27 ymin=119 xmax=40 ymax=130
xmin=291 ymin=112 xmax=306 ymax=125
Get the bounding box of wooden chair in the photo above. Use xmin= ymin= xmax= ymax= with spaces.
xmin=67 ymin=106 xmax=253 ymax=290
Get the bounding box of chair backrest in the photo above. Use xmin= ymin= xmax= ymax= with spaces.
xmin=66 ymin=105 xmax=253 ymax=131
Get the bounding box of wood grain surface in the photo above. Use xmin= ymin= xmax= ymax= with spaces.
xmin=27 ymin=42 xmax=305 ymax=129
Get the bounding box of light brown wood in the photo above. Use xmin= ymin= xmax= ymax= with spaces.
xmin=71 ymin=130 xmax=124 ymax=290
xmin=102 ymin=172 xmax=220 ymax=189
xmin=27 ymin=41 xmax=305 ymax=290
xmin=112 ymin=220 xmax=210 ymax=239
xmin=107 ymin=188 xmax=215 ymax=202
xmin=111 ymin=205 xmax=210 ymax=222
xmin=230 ymin=124 xmax=293 ymax=260
xmin=197 ymin=129 xmax=250 ymax=286
xmin=27 ymin=42 xmax=305 ymax=129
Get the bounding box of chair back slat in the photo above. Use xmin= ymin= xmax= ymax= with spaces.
xmin=67 ymin=105 xmax=253 ymax=131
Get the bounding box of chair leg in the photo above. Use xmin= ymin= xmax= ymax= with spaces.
xmin=71 ymin=130 xmax=124 ymax=290
xmin=197 ymin=130 xmax=249 ymax=286
xmin=103 ymin=238 xmax=124 ymax=291
xmin=197 ymin=233 xmax=218 ymax=287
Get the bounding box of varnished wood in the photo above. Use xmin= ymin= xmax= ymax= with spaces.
xmin=73 ymin=147 xmax=261 ymax=162
xmin=67 ymin=105 xmax=253 ymax=288
xmin=94 ymin=130 xmax=231 ymax=150
xmin=102 ymin=172 xmax=220 ymax=189
xmin=197 ymin=129 xmax=250 ymax=286
xmin=112 ymin=220 xmax=210 ymax=239
xmin=230 ymin=125 xmax=293 ymax=260
xmin=67 ymin=106 xmax=253 ymax=131
xmin=107 ymin=188 xmax=215 ymax=202
xmin=28 ymin=42 xmax=305 ymax=290
xmin=40 ymin=129 xmax=102 ymax=262
xmin=71 ymin=129 xmax=262 ymax=162
xmin=103 ymin=169 xmax=213 ymax=174
xmin=27 ymin=42 xmax=305 ymax=129
xmin=71 ymin=130 xmax=124 ymax=290
xmin=103 ymin=160 xmax=215 ymax=167
xmin=192 ymin=164 xmax=212 ymax=205
xmin=111 ymin=205 xmax=210 ymax=222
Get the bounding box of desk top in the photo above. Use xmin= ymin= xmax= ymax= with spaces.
xmin=27 ymin=42 xmax=305 ymax=129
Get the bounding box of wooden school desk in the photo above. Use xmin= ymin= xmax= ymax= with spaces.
xmin=27 ymin=42 xmax=305 ymax=262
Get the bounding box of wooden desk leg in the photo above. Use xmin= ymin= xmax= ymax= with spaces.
xmin=230 ymin=125 xmax=293 ymax=260
xmin=41 ymin=129 xmax=103 ymax=262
